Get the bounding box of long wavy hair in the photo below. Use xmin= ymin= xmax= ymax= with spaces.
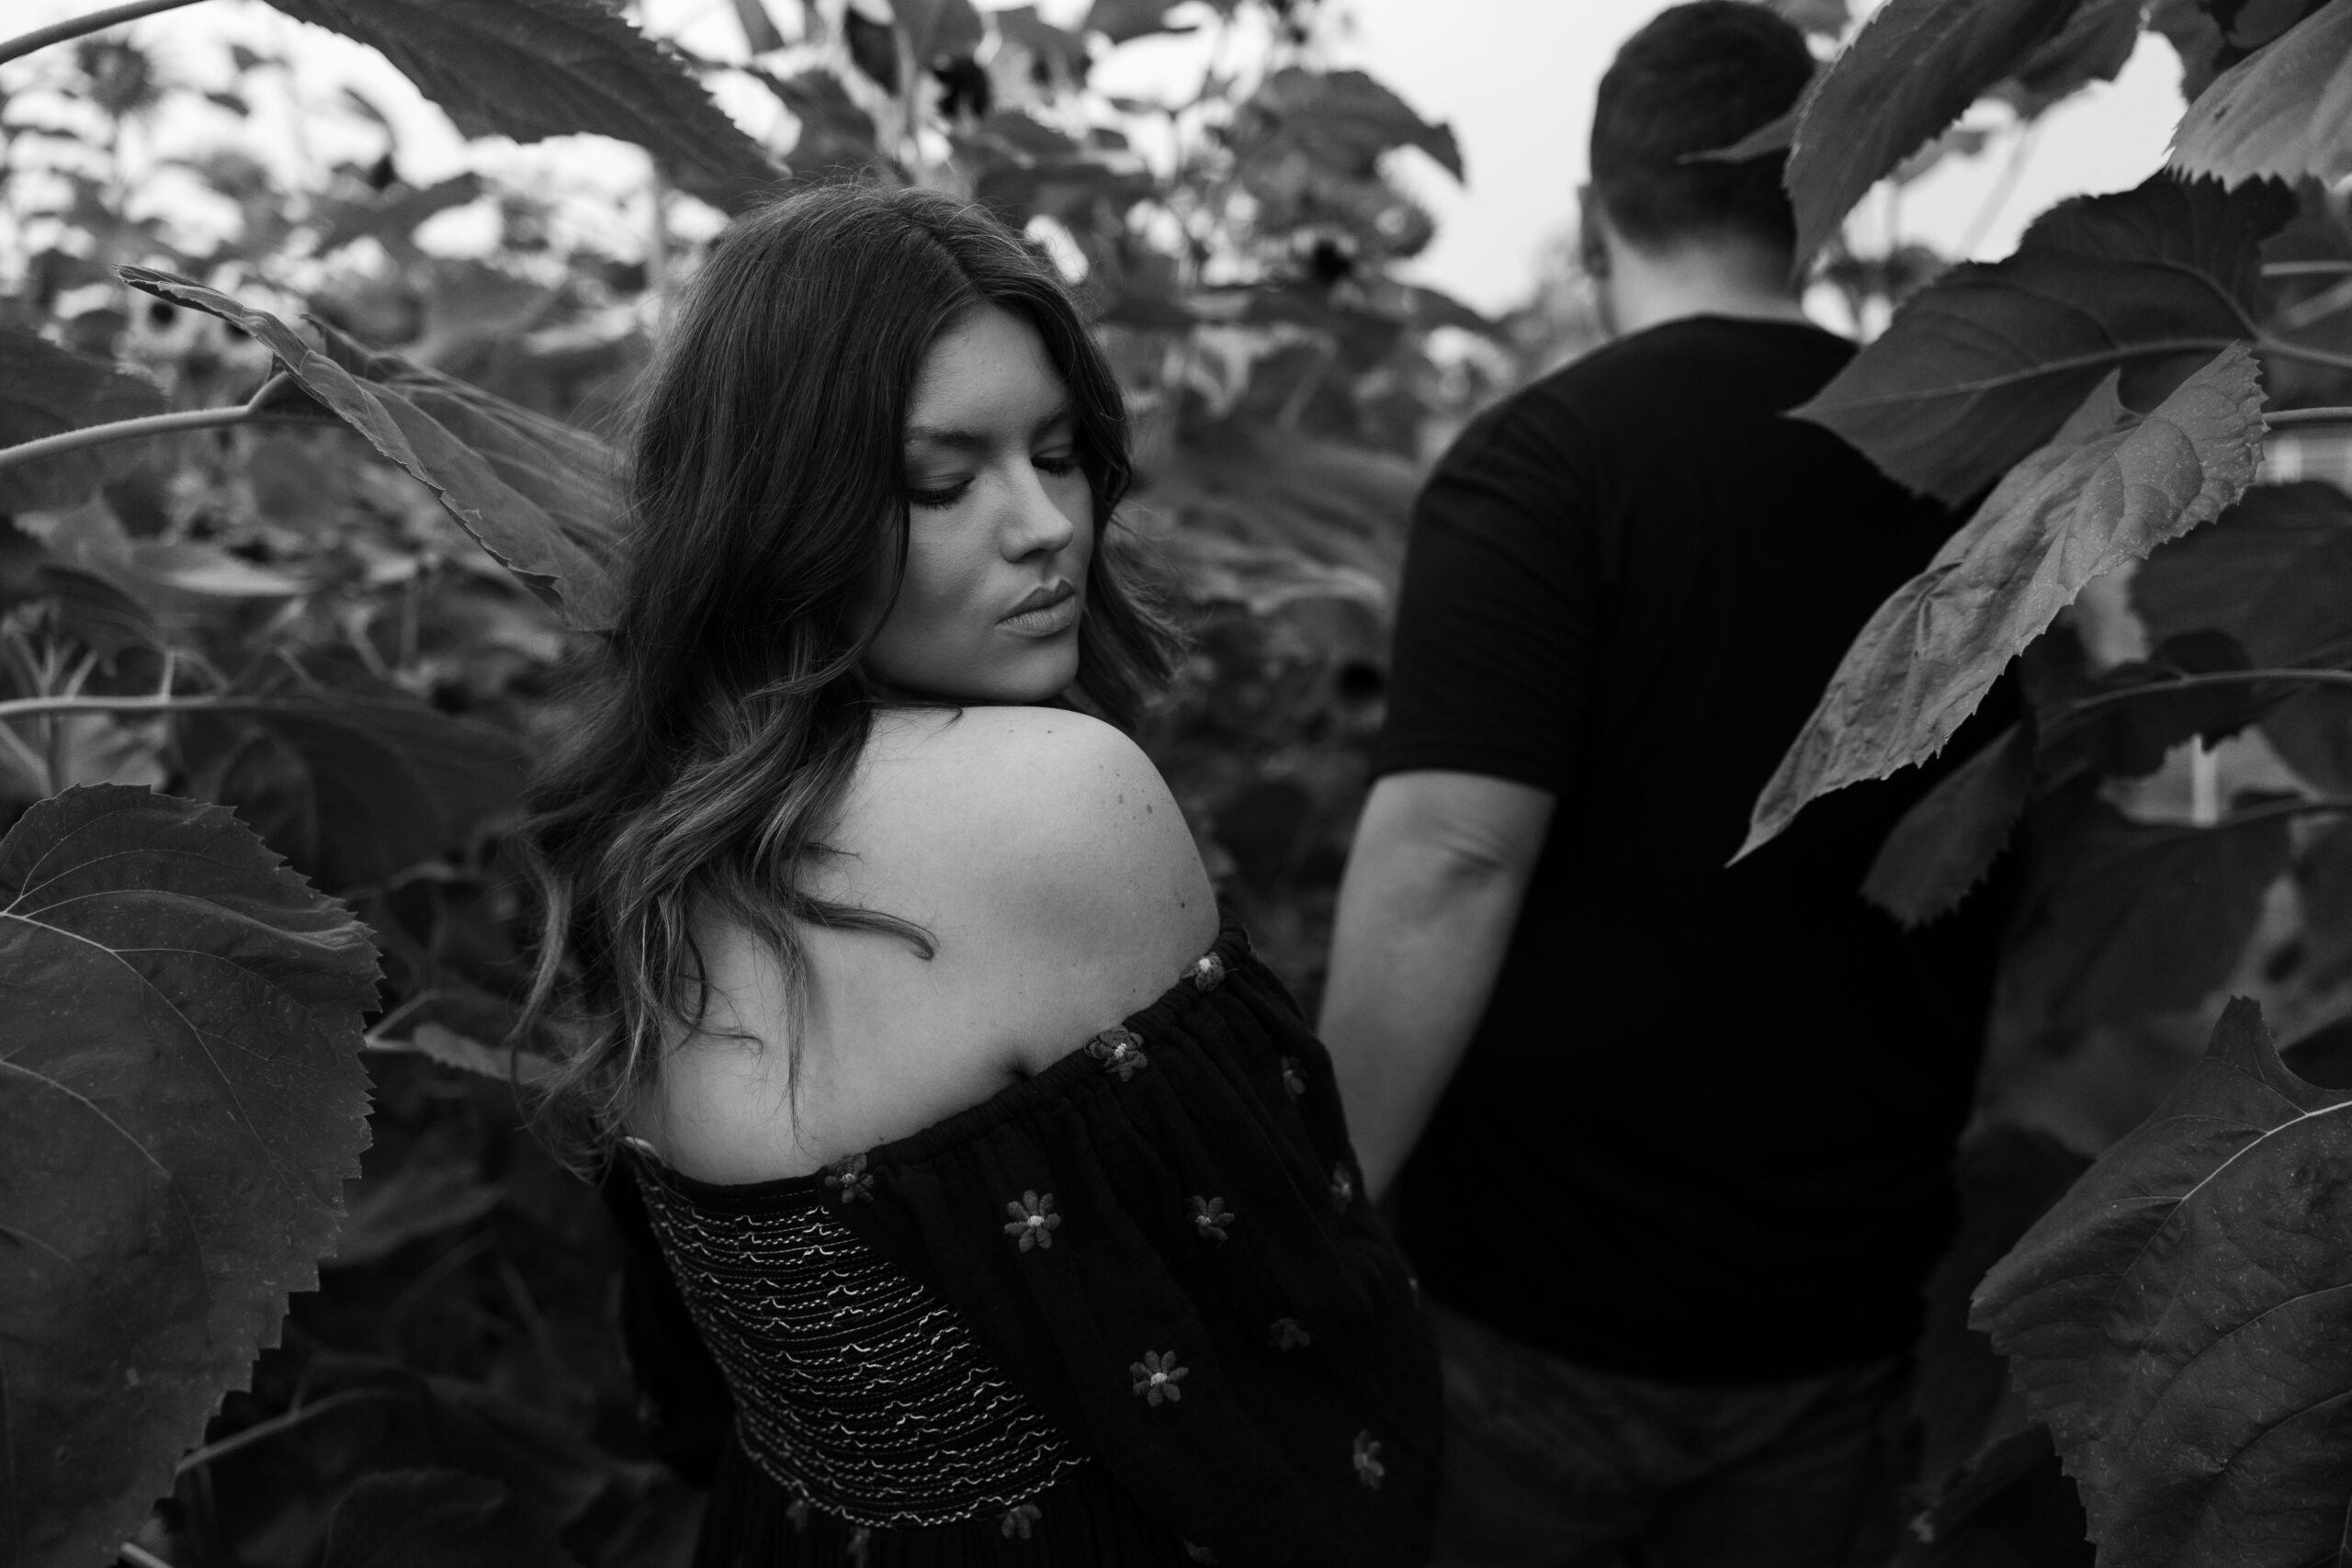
xmin=514 ymin=183 xmax=1182 ymax=1156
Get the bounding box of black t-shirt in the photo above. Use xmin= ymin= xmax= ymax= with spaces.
xmin=1374 ymin=316 xmax=2005 ymax=1383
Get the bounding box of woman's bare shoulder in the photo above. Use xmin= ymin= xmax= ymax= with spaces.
xmin=848 ymin=706 xmax=1217 ymax=1009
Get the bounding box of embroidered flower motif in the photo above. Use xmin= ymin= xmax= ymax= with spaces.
xmin=1131 ymin=1348 xmax=1189 ymax=1406
xmin=1184 ymin=1543 xmax=1219 ymax=1563
xmin=785 ymin=1495 xmax=810 ymax=1531
xmin=1330 ymin=1162 xmax=1355 ymax=1213
xmin=847 ymin=1525 xmax=872 ymax=1565
xmin=1187 ymin=1194 xmax=1234 ymax=1243
xmin=1280 ymin=1055 xmax=1306 ymax=1099
xmin=1004 ymin=1190 xmax=1061 ymax=1252
xmin=823 ymin=1152 xmax=876 ymax=1203
xmin=1087 ymin=1027 xmax=1149 ymax=1081
xmin=1001 ymin=1502 xmax=1043 ymax=1540
xmin=1269 ymin=1315 xmax=1312 ymax=1350
xmin=1353 ymin=1429 xmax=1385 ymax=1490
xmin=1189 ymin=952 xmax=1227 ymax=992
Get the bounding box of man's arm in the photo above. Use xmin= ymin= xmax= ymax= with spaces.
xmin=1318 ymin=770 xmax=1555 ymax=1201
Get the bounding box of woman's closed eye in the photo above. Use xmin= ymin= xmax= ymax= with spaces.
xmin=908 ymin=450 xmax=1083 ymax=511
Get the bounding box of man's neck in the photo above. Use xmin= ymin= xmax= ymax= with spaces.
xmin=1599 ymin=233 xmax=1812 ymax=339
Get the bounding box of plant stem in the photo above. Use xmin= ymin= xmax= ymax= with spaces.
xmin=2264 ymin=261 xmax=2352 ymax=278
xmin=2056 ymin=668 xmax=2352 ymax=720
xmin=0 ymin=0 xmax=208 ymax=69
xmin=172 ymin=1389 xmax=396 ymax=1476
xmin=0 ymin=694 xmax=252 ymax=723
xmin=2258 ymin=332 xmax=2352 ymax=377
xmin=117 ymin=1544 xmax=175 ymax=1568
xmin=0 ymin=372 xmax=291 ymax=477
xmin=2267 ymin=406 xmax=2352 ymax=428
xmin=2209 ymin=796 xmax=2352 ymax=832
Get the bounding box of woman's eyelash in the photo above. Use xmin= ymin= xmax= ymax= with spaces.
xmin=907 ymin=454 xmax=1082 ymax=508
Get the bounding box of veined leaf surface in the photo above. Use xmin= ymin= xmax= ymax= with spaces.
xmin=0 ymin=785 xmax=379 ymax=1568
xmin=1973 ymin=998 xmax=2352 ymax=1565
xmin=1783 ymin=0 xmax=2078 ymax=264
xmin=2172 ymin=0 xmax=2352 ymax=187
xmin=1795 ymin=174 xmax=2291 ymax=505
xmin=119 ymin=268 xmax=617 ymax=626
xmin=260 ymin=0 xmax=777 ymax=213
xmin=1745 ymin=344 xmax=2267 ymax=857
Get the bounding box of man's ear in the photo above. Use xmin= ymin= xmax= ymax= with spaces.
xmin=1576 ymin=185 xmax=1611 ymax=280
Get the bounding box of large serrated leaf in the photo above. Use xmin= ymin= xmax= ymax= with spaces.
xmin=184 ymin=691 xmax=531 ymax=894
xmin=1973 ymin=998 xmax=2352 ymax=1566
xmin=0 ymin=784 xmax=379 ymax=1568
xmin=1232 ymin=68 xmax=1463 ymax=183
xmin=1782 ymin=0 xmax=2080 ymax=265
xmin=1861 ymin=720 xmax=2035 ymax=926
xmin=260 ymin=0 xmax=777 ymax=213
xmin=1745 ymin=344 xmax=2268 ymax=858
xmin=2172 ymin=0 xmax=2352 ymax=187
xmin=119 ymin=268 xmax=617 ymax=627
xmin=2134 ymin=481 xmax=2352 ymax=791
xmin=0 ymin=327 xmax=167 ymax=513
xmin=2001 ymin=790 xmax=2292 ymax=1028
xmin=1795 ymin=174 xmax=2292 ymax=505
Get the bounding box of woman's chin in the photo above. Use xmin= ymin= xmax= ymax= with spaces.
xmin=872 ymin=649 xmax=1080 ymax=709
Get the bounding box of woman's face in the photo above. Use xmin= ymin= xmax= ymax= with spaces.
xmin=862 ymin=306 xmax=1095 ymax=705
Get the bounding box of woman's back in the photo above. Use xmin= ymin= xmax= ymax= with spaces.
xmin=638 ymin=706 xmax=1218 ymax=1184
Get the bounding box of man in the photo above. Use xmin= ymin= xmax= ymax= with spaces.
xmin=1318 ymin=6 xmax=2008 ymax=1564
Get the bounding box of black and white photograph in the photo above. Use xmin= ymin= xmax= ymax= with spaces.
xmin=2 ymin=1 xmax=2347 ymax=1564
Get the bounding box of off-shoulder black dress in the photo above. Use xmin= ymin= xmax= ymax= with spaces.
xmin=601 ymin=914 xmax=1441 ymax=1568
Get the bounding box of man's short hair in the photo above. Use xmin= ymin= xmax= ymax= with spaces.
xmin=1590 ymin=2 xmax=1815 ymax=254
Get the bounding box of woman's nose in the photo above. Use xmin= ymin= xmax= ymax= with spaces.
xmin=1001 ymin=468 xmax=1079 ymax=559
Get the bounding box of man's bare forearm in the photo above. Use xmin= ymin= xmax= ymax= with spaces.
xmin=1319 ymin=773 xmax=1553 ymax=1199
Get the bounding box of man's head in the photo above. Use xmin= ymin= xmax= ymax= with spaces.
xmin=1586 ymin=3 xmax=1814 ymax=269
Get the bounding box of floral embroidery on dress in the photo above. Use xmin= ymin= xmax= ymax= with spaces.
xmin=1131 ymin=1349 xmax=1189 ymax=1406
xmin=1001 ymin=1502 xmax=1043 ymax=1539
xmin=1188 ymin=952 xmax=1226 ymax=992
xmin=1187 ymin=1194 xmax=1234 ymax=1242
xmin=1087 ymin=1027 xmax=1149 ymax=1081
xmin=785 ymin=1495 xmax=810 ymax=1531
xmin=1269 ymin=1315 xmax=1312 ymax=1350
xmin=823 ymin=1152 xmax=876 ymax=1203
xmin=1183 ymin=1542 xmax=1218 ymax=1564
xmin=1003 ymin=1190 xmax=1062 ymax=1252
xmin=1353 ymin=1429 xmax=1385 ymax=1490
xmin=1280 ymin=1055 xmax=1306 ymax=1099
xmin=1330 ymin=1162 xmax=1355 ymax=1213
xmin=847 ymin=1525 xmax=872 ymax=1564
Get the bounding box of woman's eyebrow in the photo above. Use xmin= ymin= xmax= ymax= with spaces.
xmin=903 ymin=403 xmax=1075 ymax=450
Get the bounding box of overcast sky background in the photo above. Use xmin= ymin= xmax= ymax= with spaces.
xmin=5 ymin=0 xmax=2193 ymax=314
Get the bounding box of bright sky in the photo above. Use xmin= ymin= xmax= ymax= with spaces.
xmin=3 ymin=0 xmax=2198 ymax=315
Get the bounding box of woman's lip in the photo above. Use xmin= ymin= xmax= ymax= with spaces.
xmin=1001 ymin=583 xmax=1080 ymax=636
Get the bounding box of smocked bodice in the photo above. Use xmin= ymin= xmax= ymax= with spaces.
xmin=605 ymin=914 xmax=1441 ymax=1568
xmin=630 ymin=1156 xmax=1086 ymax=1529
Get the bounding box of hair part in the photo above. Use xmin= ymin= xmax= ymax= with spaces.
xmin=513 ymin=182 xmax=1182 ymax=1162
xmin=1589 ymin=1 xmax=1815 ymax=255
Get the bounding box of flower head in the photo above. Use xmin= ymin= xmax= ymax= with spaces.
xmin=1188 ymin=1194 xmax=1234 ymax=1242
xmin=1130 ymin=1348 xmax=1189 ymax=1405
xmin=1003 ymin=1190 xmax=1062 ymax=1252
xmin=823 ymin=1152 xmax=876 ymax=1203
xmin=1087 ymin=1027 xmax=1150 ymax=1081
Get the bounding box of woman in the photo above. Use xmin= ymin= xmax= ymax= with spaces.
xmin=515 ymin=183 xmax=1440 ymax=1567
